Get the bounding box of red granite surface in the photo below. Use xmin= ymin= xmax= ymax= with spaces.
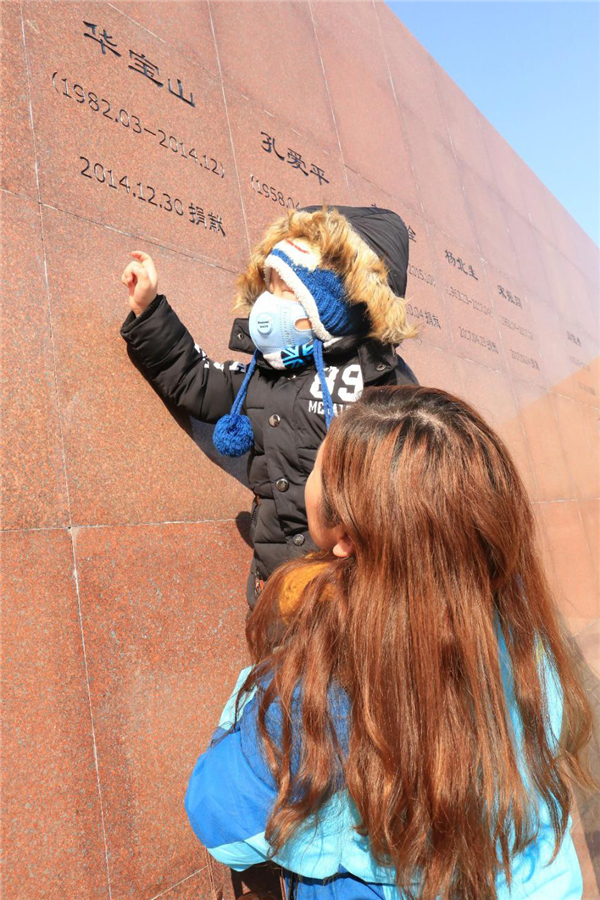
xmin=72 ymin=521 xmax=250 ymax=898
xmin=0 ymin=192 xmax=69 ymax=529
xmin=1 ymin=530 xmax=109 ymax=899
xmin=2 ymin=0 xmax=598 ymax=897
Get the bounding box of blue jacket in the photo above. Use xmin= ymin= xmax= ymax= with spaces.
xmin=185 ymin=627 xmax=583 ymax=899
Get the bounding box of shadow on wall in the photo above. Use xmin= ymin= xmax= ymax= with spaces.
xmin=126 ymin=346 xmax=253 ymax=547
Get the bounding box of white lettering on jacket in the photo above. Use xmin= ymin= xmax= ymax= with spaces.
xmin=309 ymin=364 xmax=364 ymax=404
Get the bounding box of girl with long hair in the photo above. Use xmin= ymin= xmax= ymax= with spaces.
xmin=185 ymin=385 xmax=596 ymax=900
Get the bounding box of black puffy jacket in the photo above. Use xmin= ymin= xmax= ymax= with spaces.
xmin=121 ymin=297 xmax=418 ymax=598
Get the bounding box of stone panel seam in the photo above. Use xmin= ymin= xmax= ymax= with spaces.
xmin=66 ymin=517 xmax=242 ymax=532
xmin=511 ymin=374 xmax=577 ymax=504
xmin=148 ymin=866 xmax=208 ymax=900
xmin=352 ymin=20 xmax=462 ymax=353
xmin=25 ymin=198 xmax=240 ymax=274
xmin=106 ymin=1 xmax=166 ymax=46
xmin=206 ymin=0 xmax=251 ymax=256
xmin=424 ymin=43 xmax=593 ymax=286
xmin=19 ymin=6 xmax=114 ymax=897
xmin=372 ymin=0 xmax=428 ymax=222
xmin=0 ymin=525 xmax=71 ymax=535
xmin=0 ymin=518 xmax=247 ymax=533
xmin=306 ymin=0 xmax=350 ymax=192
xmin=106 ymin=1 xmax=222 ymax=84
xmin=423 ymin=33 xmax=492 ymax=261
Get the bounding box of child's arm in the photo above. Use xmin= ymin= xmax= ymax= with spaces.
xmin=394 ymin=350 xmax=419 ymax=387
xmin=120 ymin=251 xmax=249 ymax=423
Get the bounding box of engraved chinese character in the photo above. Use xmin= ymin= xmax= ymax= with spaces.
xmin=425 ymin=311 xmax=433 ymax=325
xmin=309 ymin=163 xmax=329 ymax=185
xmin=407 ymin=225 xmax=417 ymax=243
xmin=189 ymin=203 xmax=206 ymax=227
xmin=287 ymin=149 xmax=309 ymax=176
xmin=128 ymin=51 xmax=163 ymax=86
xmin=498 ymin=285 xmax=506 ymax=298
xmin=83 ymin=21 xmax=121 ymax=57
xmin=506 ymin=290 xmax=514 ymax=303
xmin=208 ymin=212 xmax=226 ymax=236
xmin=168 ymin=77 xmax=195 ymax=107
xmin=456 ymin=257 xmax=467 ymax=275
xmin=260 ymin=132 xmax=284 ymax=160
xmin=468 ymin=265 xmax=478 ymax=280
xmin=445 ymin=250 xmax=456 ymax=266
xmin=432 ymin=314 xmax=440 ymax=329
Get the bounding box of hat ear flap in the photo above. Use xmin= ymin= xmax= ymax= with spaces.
xmin=233 ymin=209 xmax=300 ymax=314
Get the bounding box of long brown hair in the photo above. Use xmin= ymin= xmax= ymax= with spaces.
xmin=242 ymin=385 xmax=595 ymax=900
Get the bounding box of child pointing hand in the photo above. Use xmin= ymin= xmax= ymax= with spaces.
xmin=121 ymin=250 xmax=159 ymax=317
xmin=120 ymin=205 xmax=419 ymax=608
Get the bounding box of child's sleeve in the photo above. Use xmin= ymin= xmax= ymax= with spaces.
xmin=394 ymin=350 xmax=419 ymax=386
xmin=121 ymin=294 xmax=249 ymax=423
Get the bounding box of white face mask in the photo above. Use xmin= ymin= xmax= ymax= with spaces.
xmin=248 ymin=291 xmax=314 ymax=355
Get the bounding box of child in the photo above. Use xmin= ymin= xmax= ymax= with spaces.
xmin=185 ymin=385 xmax=595 ymax=900
xmin=121 ymin=205 xmax=419 ymax=607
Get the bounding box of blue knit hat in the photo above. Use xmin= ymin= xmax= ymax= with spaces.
xmin=213 ymin=237 xmax=364 ymax=457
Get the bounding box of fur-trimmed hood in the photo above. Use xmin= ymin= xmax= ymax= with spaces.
xmin=233 ymin=204 xmax=419 ymax=346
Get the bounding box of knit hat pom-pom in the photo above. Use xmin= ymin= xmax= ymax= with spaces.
xmin=213 ymin=412 xmax=254 ymax=457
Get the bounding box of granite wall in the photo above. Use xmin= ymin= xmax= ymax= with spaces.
xmin=1 ymin=2 xmax=598 ymax=898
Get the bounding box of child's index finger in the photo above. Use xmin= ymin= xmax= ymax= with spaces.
xmin=131 ymin=250 xmax=149 ymax=261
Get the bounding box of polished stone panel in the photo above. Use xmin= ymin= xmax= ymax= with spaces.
xmin=428 ymin=224 xmax=505 ymax=370
xmin=1 ymin=530 xmax=108 ymax=899
xmin=224 ymin=82 xmax=353 ymax=249
xmin=503 ymin=202 xmax=553 ymax=300
xmin=312 ymin=1 xmax=420 ymax=210
xmin=402 ymin=104 xmax=478 ymax=250
xmin=551 ymin=394 xmax=600 ymax=501
xmin=540 ymin=501 xmax=598 ymax=621
xmin=39 ymin=204 xmax=252 ymax=527
xmin=460 ymin=164 xmax=517 ymax=279
xmin=211 ymin=0 xmax=339 ymax=154
xmin=458 ymin=358 xmax=537 ymax=501
xmin=479 ymin=115 xmax=529 ymax=220
xmin=21 ymin=1 xmax=247 ymax=268
xmin=108 ymin=1 xmax=220 ymax=78
xmin=376 ymin=3 xmax=449 ymax=143
xmin=3 ymin=1 xmax=599 ymax=895
xmin=0 ymin=192 xmax=69 ymax=529
xmin=516 ymin=161 xmax=558 ymax=247
xmin=513 ymin=379 xmax=575 ymax=502
xmin=0 ymin=2 xmax=37 ymax=198
xmin=400 ymin=343 xmax=465 ymax=400
xmin=73 ymin=520 xmax=250 ymax=899
xmin=482 ymin=263 xmax=545 ymax=388
xmin=434 ymin=64 xmax=496 ymax=188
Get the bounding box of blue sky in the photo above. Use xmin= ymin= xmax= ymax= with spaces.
xmin=386 ymin=2 xmax=600 ymax=246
